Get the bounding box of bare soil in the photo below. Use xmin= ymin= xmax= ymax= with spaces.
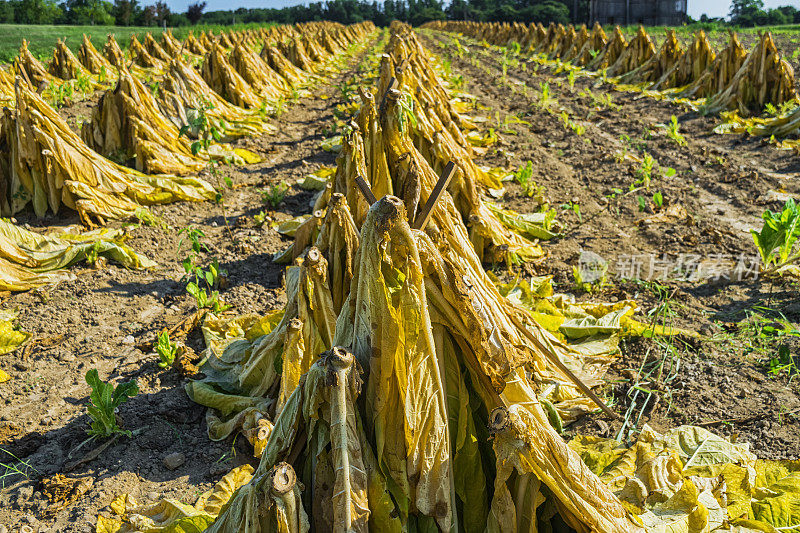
xmin=424 ymin=30 xmax=800 ymax=458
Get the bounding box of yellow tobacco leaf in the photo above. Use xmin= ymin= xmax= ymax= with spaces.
xmin=108 ymin=493 xmax=137 ymax=516
xmin=231 ymin=148 xmax=262 ymax=164
xmin=195 ymin=464 xmax=254 ymax=516
xmin=244 ymin=309 xmax=285 ymax=341
xmin=95 ymin=515 xmax=122 ymax=533
xmin=0 ymin=309 xmax=29 ymax=355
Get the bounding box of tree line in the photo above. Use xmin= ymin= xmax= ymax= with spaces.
xmin=0 ymin=0 xmax=584 ymax=27
xmin=0 ymin=0 xmax=797 ymax=28
xmin=724 ymin=0 xmax=800 ymax=26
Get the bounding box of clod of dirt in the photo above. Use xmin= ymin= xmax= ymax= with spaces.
xmin=162 ymin=452 xmax=186 ymax=470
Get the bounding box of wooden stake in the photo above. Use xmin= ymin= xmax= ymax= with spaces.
xmin=379 ymin=77 xmax=398 ymax=115
xmin=509 ymin=311 xmax=622 ymax=421
xmin=412 ymin=161 xmax=455 ymax=230
xmin=355 ymin=175 xmax=377 ymax=205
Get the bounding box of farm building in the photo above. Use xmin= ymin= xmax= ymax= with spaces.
xmin=588 ymin=0 xmax=688 ymax=26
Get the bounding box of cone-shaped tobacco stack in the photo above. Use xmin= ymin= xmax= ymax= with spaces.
xmin=103 ymin=35 xmax=125 ymax=67
xmin=229 ymin=43 xmax=289 ymax=100
xmin=0 ymin=79 xmax=214 ymax=224
xmin=158 ymin=59 xmax=275 ymax=139
xmin=48 ymin=39 xmax=98 ymax=83
xmin=129 ymin=34 xmax=163 ymax=70
xmin=82 ymin=66 xmax=207 ymax=175
xmin=588 ymin=25 xmax=627 ymax=70
xmin=617 ymin=29 xmax=684 ymax=85
xmin=143 ymin=32 xmax=172 ymax=63
xmin=14 ymin=40 xmax=60 ymax=91
xmin=702 ymin=31 xmax=796 ymax=115
xmin=607 ymin=26 xmax=656 ymax=78
xmin=77 ymin=34 xmax=115 ymax=77
xmin=651 ymin=30 xmax=715 ymax=91
xmin=202 ymin=42 xmax=264 ymax=109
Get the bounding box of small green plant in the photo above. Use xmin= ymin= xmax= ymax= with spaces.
xmin=720 ymin=308 xmax=799 ymax=379
xmin=514 ymin=161 xmax=536 ymax=197
xmin=581 ymin=88 xmax=619 ymax=110
xmin=560 ymin=200 xmax=582 ymax=223
xmin=559 ymin=111 xmax=570 ymax=128
xmin=179 ymin=101 xmax=223 ymax=155
xmin=186 ymin=281 xmax=231 ymax=312
xmin=178 ymin=225 xmax=227 ymax=288
xmin=262 ymin=181 xmax=290 ymax=208
xmin=605 ymin=187 xmax=624 ymax=201
xmin=751 ymin=198 xmax=800 ymax=274
xmin=75 ymin=72 xmax=92 ymax=97
xmin=179 ymin=101 xmax=234 ymax=212
xmin=558 ymin=111 xmax=585 ymax=136
xmin=155 ymin=331 xmax=178 ymax=368
xmin=765 ymin=103 xmax=779 ymax=116
xmin=0 ymin=448 xmax=39 ymax=489
xmin=84 ymin=242 xmax=101 ymax=266
xmin=666 ymin=115 xmax=687 ymax=146
xmin=567 ymin=69 xmax=576 ymax=90
xmin=273 ymin=97 xmax=286 ymax=117
xmin=500 ymin=44 xmax=520 ymax=81
xmin=652 ymin=191 xmax=664 ymax=208
xmin=538 ymin=81 xmax=554 ymax=110
xmin=637 ymin=195 xmax=647 ymax=212
xmin=49 ymin=81 xmax=75 ymax=108
xmin=337 ymin=79 xmax=354 ymax=103
xmin=767 ymin=345 xmax=797 ymax=376
xmin=178 ymin=226 xmax=209 ymax=259
xmin=765 ymin=100 xmax=797 ymax=117
xmin=85 ymin=369 xmax=139 ymax=439
xmin=633 ymin=153 xmax=656 ymax=189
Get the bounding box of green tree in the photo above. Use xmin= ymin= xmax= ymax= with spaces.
xmin=729 ymin=0 xmax=764 ymax=25
xmin=528 ymin=0 xmax=570 ymax=25
xmin=112 ymin=0 xmax=139 ymax=25
xmin=153 ymin=0 xmax=169 ymax=25
xmin=63 ymin=0 xmax=114 ymax=24
xmin=186 ymin=0 xmax=204 ymax=24
xmin=11 ymin=0 xmax=61 ymax=23
xmin=0 ymin=0 xmax=14 ymax=21
xmin=766 ymin=8 xmax=788 ymax=25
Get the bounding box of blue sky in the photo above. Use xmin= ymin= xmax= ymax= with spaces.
xmin=162 ymin=0 xmax=800 ymax=18
xmin=690 ymin=0 xmax=800 ymax=18
xmin=166 ymin=0 xmax=299 ymax=12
